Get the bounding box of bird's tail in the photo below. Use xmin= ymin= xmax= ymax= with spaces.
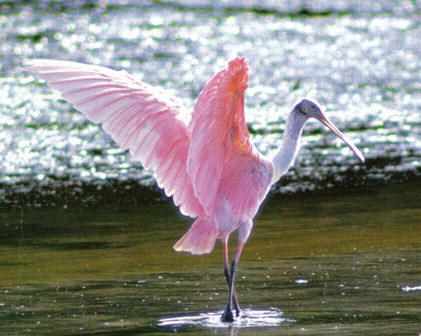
xmin=173 ymin=217 xmax=218 ymax=255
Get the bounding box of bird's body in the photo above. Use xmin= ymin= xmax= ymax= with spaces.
xmin=26 ymin=56 xmax=364 ymax=322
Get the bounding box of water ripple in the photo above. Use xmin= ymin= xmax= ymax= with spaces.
xmin=158 ymin=308 xmax=289 ymax=329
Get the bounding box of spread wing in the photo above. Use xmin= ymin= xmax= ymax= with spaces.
xmin=25 ymin=59 xmax=202 ymax=218
xmin=187 ymin=57 xmax=273 ymax=219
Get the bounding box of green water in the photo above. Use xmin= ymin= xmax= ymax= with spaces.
xmin=1 ymin=2 xmax=420 ymax=334
xmin=1 ymin=181 xmax=420 ymax=335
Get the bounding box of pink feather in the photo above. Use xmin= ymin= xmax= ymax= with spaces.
xmin=26 ymin=57 xmax=274 ymax=254
xmin=25 ymin=59 xmax=203 ymax=218
xmin=187 ymin=56 xmax=273 ymax=222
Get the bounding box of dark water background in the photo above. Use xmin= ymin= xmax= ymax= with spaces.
xmin=0 ymin=1 xmax=420 ymax=335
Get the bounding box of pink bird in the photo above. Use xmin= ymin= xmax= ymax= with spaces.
xmin=25 ymin=57 xmax=364 ymax=322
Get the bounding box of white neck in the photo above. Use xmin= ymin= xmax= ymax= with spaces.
xmin=271 ymin=109 xmax=308 ymax=185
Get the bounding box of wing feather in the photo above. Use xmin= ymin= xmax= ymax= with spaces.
xmin=102 ymin=102 xmax=139 ymax=135
xmin=188 ymin=57 xmax=273 ymax=220
xmin=26 ymin=59 xmax=202 ymax=218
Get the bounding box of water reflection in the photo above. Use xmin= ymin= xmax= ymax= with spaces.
xmin=401 ymin=285 xmax=421 ymax=293
xmin=1 ymin=181 xmax=420 ymax=335
xmin=159 ymin=308 xmax=289 ymax=329
xmin=1 ymin=1 xmax=420 ymax=335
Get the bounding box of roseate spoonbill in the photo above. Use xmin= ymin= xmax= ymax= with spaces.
xmin=25 ymin=57 xmax=364 ymax=322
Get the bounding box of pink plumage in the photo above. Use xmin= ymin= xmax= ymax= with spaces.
xmin=25 ymin=59 xmax=203 ymax=218
xmin=26 ymin=57 xmax=273 ymax=254
xmin=185 ymin=56 xmax=273 ymax=246
xmin=26 ymin=56 xmax=364 ymax=322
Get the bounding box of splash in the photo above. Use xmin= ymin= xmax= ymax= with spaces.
xmin=158 ymin=308 xmax=290 ymax=329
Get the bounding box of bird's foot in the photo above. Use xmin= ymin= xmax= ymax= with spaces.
xmin=220 ymin=305 xmax=234 ymax=323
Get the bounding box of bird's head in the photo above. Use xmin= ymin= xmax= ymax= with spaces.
xmin=296 ymin=98 xmax=322 ymax=118
xmin=295 ymin=98 xmax=365 ymax=163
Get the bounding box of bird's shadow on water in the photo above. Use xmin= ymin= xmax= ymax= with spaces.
xmin=158 ymin=307 xmax=292 ymax=332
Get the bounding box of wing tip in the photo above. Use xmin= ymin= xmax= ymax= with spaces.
xmin=22 ymin=58 xmax=47 ymax=72
xmin=23 ymin=59 xmax=92 ymax=72
xmin=23 ymin=59 xmax=67 ymax=73
xmin=227 ymin=56 xmax=248 ymax=74
xmin=226 ymin=56 xmax=248 ymax=92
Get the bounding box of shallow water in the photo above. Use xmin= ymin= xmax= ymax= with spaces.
xmin=1 ymin=181 xmax=420 ymax=335
xmin=0 ymin=0 xmax=420 ymax=206
xmin=1 ymin=2 xmax=420 ymax=334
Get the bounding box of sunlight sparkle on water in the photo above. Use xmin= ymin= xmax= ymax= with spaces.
xmin=158 ymin=308 xmax=289 ymax=329
xmin=1 ymin=0 xmax=420 ymax=203
xmin=401 ymin=285 xmax=421 ymax=292
xmin=295 ymin=279 xmax=309 ymax=284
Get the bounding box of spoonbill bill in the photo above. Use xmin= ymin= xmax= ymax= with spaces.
xmin=25 ymin=57 xmax=364 ymax=322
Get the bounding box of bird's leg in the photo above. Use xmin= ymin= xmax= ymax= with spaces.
xmin=222 ymin=238 xmax=240 ymax=317
xmin=221 ymin=241 xmax=244 ymax=323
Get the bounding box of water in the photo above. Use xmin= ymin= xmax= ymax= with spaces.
xmin=158 ymin=308 xmax=288 ymax=329
xmin=1 ymin=182 xmax=420 ymax=335
xmin=0 ymin=0 xmax=420 ymax=206
xmin=0 ymin=1 xmax=420 ymax=335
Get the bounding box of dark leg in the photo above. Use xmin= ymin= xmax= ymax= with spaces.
xmin=221 ymin=242 xmax=244 ymax=323
xmin=222 ymin=238 xmax=241 ymax=317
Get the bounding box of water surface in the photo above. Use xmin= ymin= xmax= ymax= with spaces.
xmin=1 ymin=182 xmax=420 ymax=335
xmin=1 ymin=2 xmax=420 ymax=334
xmin=0 ymin=0 xmax=420 ymax=206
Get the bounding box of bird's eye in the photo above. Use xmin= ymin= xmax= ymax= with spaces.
xmin=310 ymin=104 xmax=317 ymax=110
